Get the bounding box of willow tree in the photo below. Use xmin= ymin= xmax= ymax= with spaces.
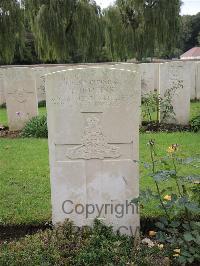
xmin=72 ymin=0 xmax=104 ymax=62
xmin=117 ymin=0 xmax=181 ymax=60
xmin=25 ymin=0 xmax=103 ymax=62
xmin=25 ymin=0 xmax=77 ymax=61
xmin=104 ymin=6 xmax=134 ymax=61
xmin=0 ymin=0 xmax=24 ymax=64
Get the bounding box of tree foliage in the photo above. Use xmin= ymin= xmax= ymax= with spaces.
xmin=25 ymin=0 xmax=103 ymax=62
xmin=103 ymin=6 xmax=134 ymax=61
xmin=0 ymin=0 xmax=184 ymax=64
xmin=180 ymin=13 xmax=200 ymax=53
xmin=72 ymin=0 xmax=103 ymax=62
xmin=0 ymin=0 xmax=25 ymax=64
xmin=117 ymin=0 xmax=181 ymax=59
xmin=25 ymin=0 xmax=77 ymax=61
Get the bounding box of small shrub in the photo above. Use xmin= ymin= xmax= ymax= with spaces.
xmin=0 ymin=102 xmax=6 ymax=108
xmin=0 ymin=220 xmax=168 ymax=266
xmin=38 ymin=100 xmax=46 ymax=108
xmin=21 ymin=115 xmax=48 ymax=138
xmin=190 ymin=115 xmax=200 ymax=132
xmin=142 ymin=91 xmax=159 ymax=123
xmin=133 ymin=141 xmax=200 ymax=265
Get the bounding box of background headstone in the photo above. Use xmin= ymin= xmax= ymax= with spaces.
xmin=114 ymin=63 xmax=142 ymax=125
xmin=184 ymin=61 xmax=197 ymax=100
xmin=33 ymin=65 xmax=93 ymax=103
xmin=0 ymin=69 xmax=6 ymax=106
xmin=5 ymin=67 xmax=38 ymax=131
xmin=196 ymin=62 xmax=200 ymax=100
xmin=33 ymin=67 xmax=47 ymax=103
xmin=159 ymin=62 xmax=190 ymax=125
xmin=140 ymin=63 xmax=158 ymax=96
xmin=46 ymin=67 xmax=141 ymax=235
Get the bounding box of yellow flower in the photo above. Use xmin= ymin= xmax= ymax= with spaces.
xmin=164 ymin=195 xmax=171 ymax=201
xmin=174 ymin=249 xmax=181 ymax=254
xmin=158 ymin=244 xmax=164 ymax=249
xmin=167 ymin=146 xmax=174 ymax=153
xmin=173 ymin=254 xmax=180 ymax=257
xmin=172 ymin=144 xmax=179 ymax=151
xmin=149 ymin=230 xmax=156 ymax=237
xmin=167 ymin=144 xmax=179 ymax=154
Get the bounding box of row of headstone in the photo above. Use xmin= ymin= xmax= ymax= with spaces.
xmin=1 ymin=61 xmax=200 ymax=107
xmin=44 ymin=61 xmax=199 ymax=234
xmin=115 ymin=61 xmax=196 ymax=125
xmin=0 ymin=62 xmax=199 ymax=235
xmin=1 ymin=66 xmax=72 ymax=130
xmin=141 ymin=61 xmax=200 ymax=101
xmin=1 ymin=60 xmax=200 ymax=130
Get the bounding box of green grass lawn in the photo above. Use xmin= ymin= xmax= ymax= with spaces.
xmin=0 ymin=106 xmax=47 ymax=127
xmin=190 ymin=101 xmax=200 ymax=119
xmin=0 ymin=108 xmax=8 ymax=127
xmin=0 ymin=132 xmax=199 ymax=226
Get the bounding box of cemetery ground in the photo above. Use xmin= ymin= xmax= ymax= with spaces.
xmin=0 ymin=132 xmax=200 ymax=226
xmin=0 ymin=102 xmax=199 ymax=225
xmin=0 ymin=102 xmax=199 ymax=265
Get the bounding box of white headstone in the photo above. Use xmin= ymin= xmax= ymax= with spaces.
xmin=33 ymin=65 xmax=92 ymax=103
xmin=5 ymin=67 xmax=38 ymax=131
xmin=196 ymin=62 xmax=200 ymax=100
xmin=184 ymin=61 xmax=197 ymax=100
xmin=159 ymin=62 xmax=190 ymax=125
xmin=33 ymin=67 xmax=47 ymax=102
xmin=140 ymin=63 xmax=159 ymax=96
xmin=0 ymin=69 xmax=6 ymax=106
xmin=46 ymin=67 xmax=141 ymax=236
xmin=33 ymin=66 xmax=72 ymax=103
xmin=114 ymin=63 xmax=142 ymax=125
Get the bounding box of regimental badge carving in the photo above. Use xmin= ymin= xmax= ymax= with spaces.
xmin=66 ymin=117 xmax=121 ymax=160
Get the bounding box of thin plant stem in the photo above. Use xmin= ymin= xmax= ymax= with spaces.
xmin=172 ymin=155 xmax=183 ymax=197
xmin=149 ymin=144 xmax=170 ymax=219
xmin=172 ymin=153 xmax=191 ymax=230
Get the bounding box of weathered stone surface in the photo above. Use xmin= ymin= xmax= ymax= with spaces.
xmin=196 ymin=62 xmax=200 ymax=100
xmin=46 ymin=67 xmax=141 ymax=235
xmin=33 ymin=65 xmax=92 ymax=102
xmin=33 ymin=67 xmax=47 ymax=102
xmin=184 ymin=61 xmax=197 ymax=100
xmin=159 ymin=62 xmax=190 ymax=125
xmin=114 ymin=63 xmax=142 ymax=125
xmin=140 ymin=63 xmax=159 ymax=96
xmin=0 ymin=69 xmax=6 ymax=105
xmin=4 ymin=67 xmax=38 ymax=131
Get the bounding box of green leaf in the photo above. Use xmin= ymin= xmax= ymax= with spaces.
xmin=155 ymin=222 xmax=165 ymax=230
xmin=155 ymin=231 xmax=167 ymax=242
xmin=183 ymin=232 xmax=194 ymax=242
xmin=170 ymin=221 xmax=180 ymax=228
xmin=152 ymin=170 xmax=176 ymax=182
xmin=185 ymin=202 xmax=200 ymax=214
xmin=159 ymin=217 xmax=169 ymax=226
